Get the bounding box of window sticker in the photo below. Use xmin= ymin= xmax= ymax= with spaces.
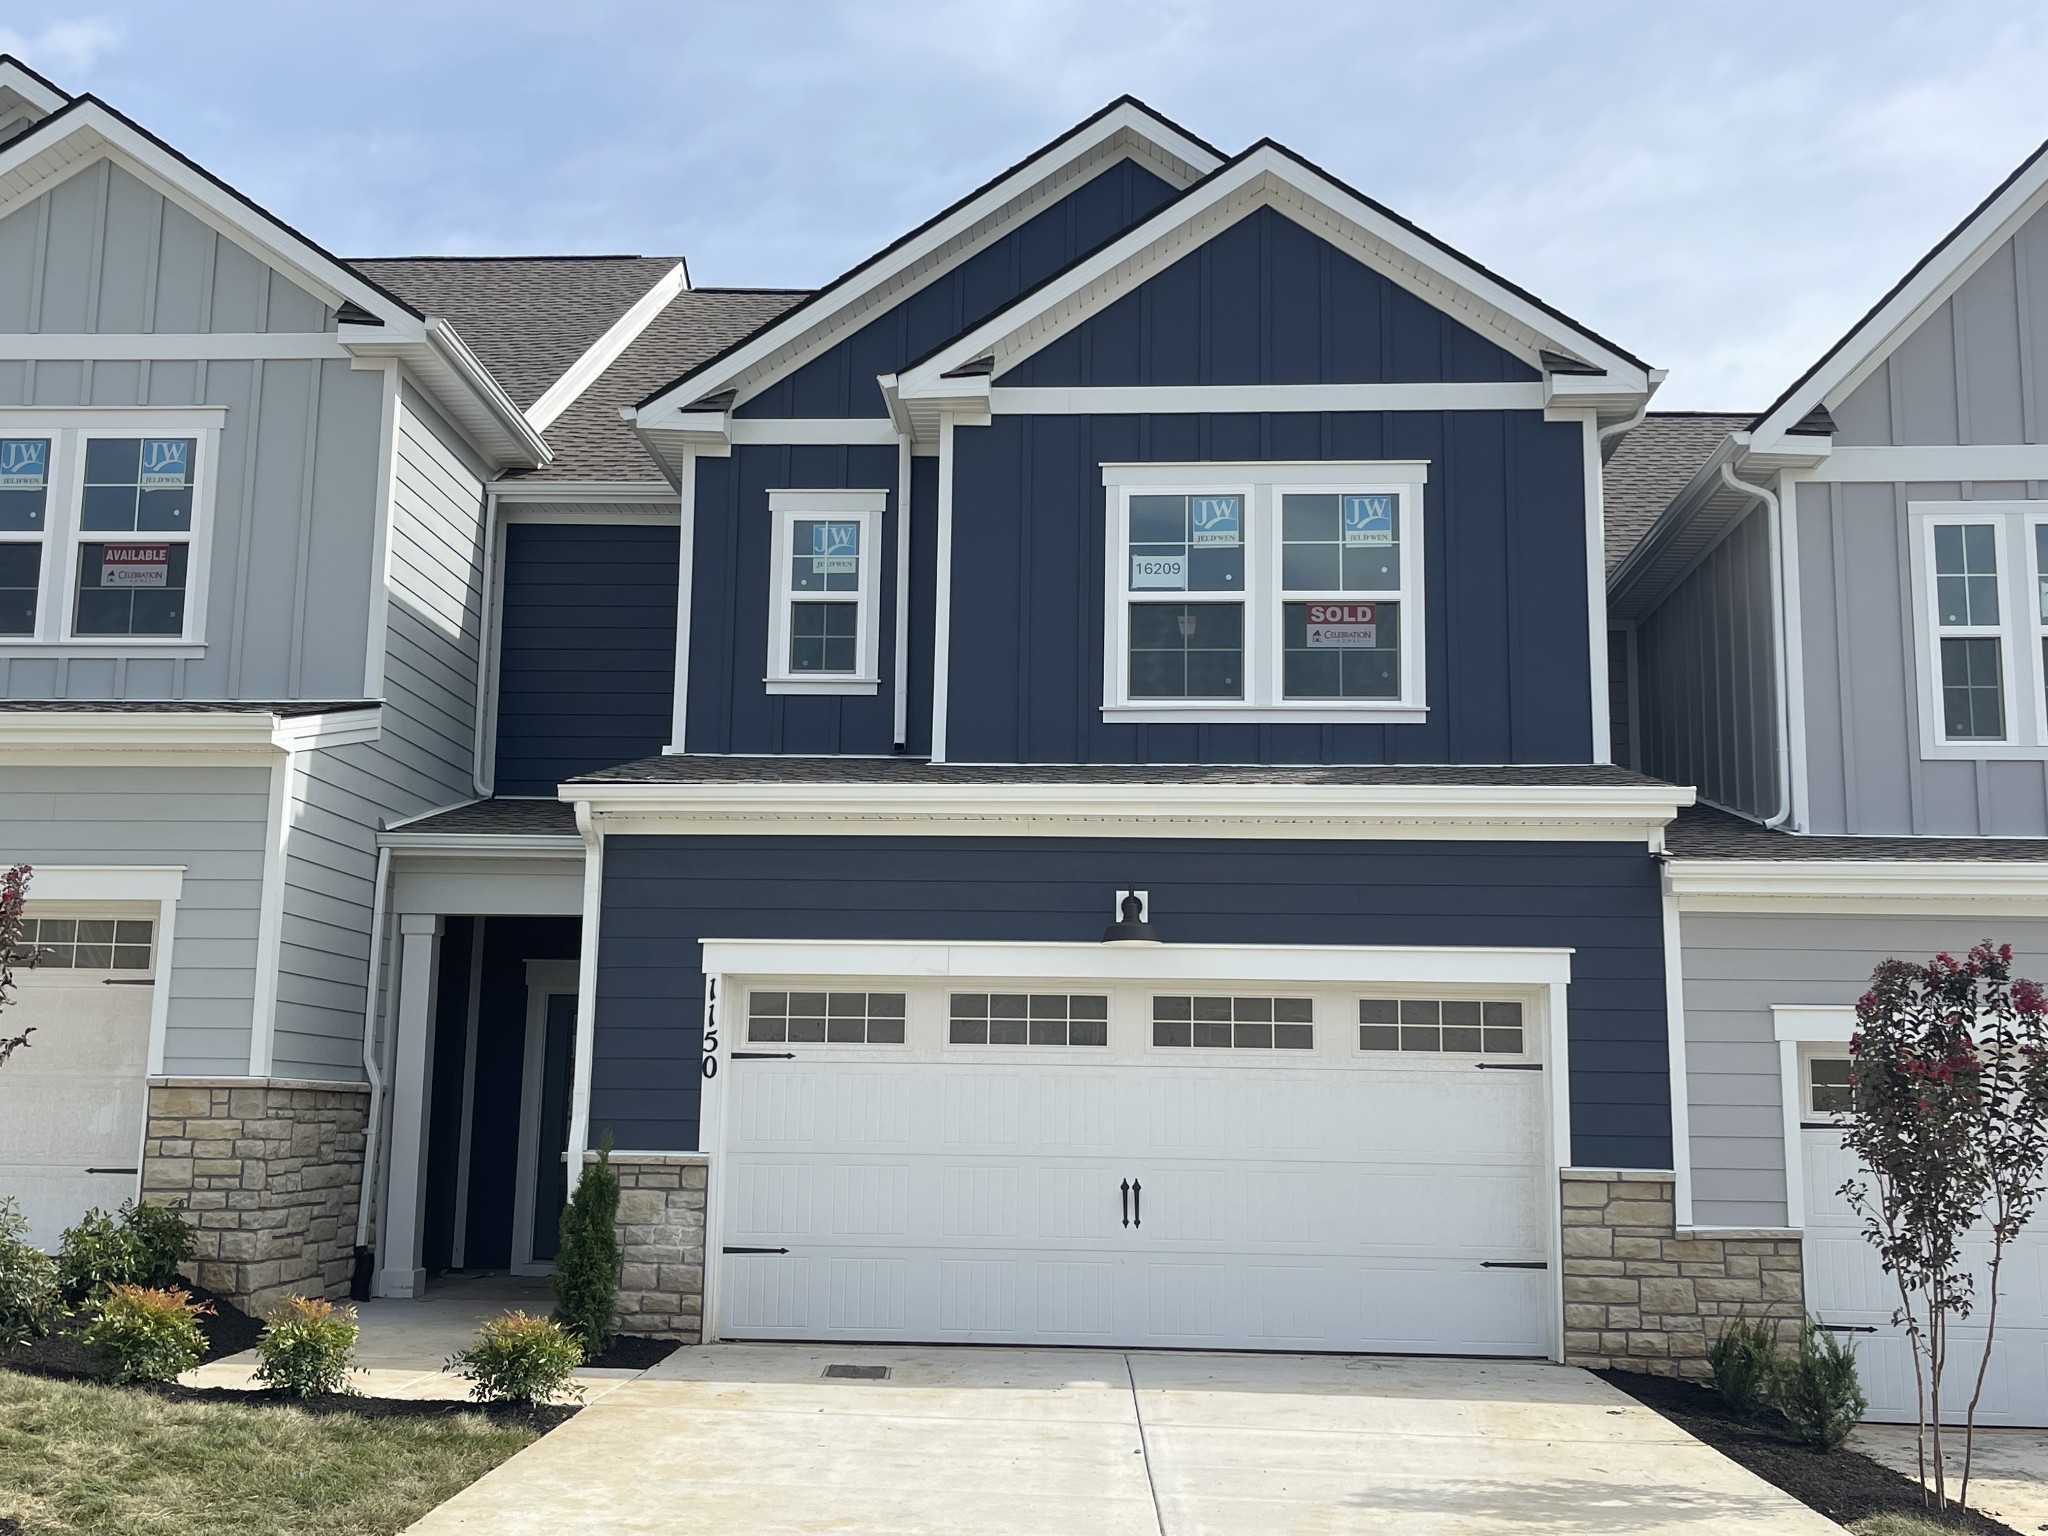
xmin=101 ymin=544 xmax=171 ymax=589
xmin=138 ymin=438 xmax=192 ymax=489
xmin=809 ymin=520 xmax=859 ymax=575
xmin=1304 ymin=602 xmax=1377 ymax=648
xmin=1130 ymin=553 xmax=1188 ymax=589
xmin=1189 ymin=495 xmax=1242 ymax=547
xmin=0 ymin=438 xmax=47 ymax=490
xmin=1343 ymin=494 xmax=1395 ymax=546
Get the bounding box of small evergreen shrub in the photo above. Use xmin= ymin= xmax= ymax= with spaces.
xmin=57 ymin=1208 xmax=138 ymax=1303
xmin=447 ymin=1310 xmax=583 ymax=1406
xmin=1776 ymin=1317 xmax=1869 ymax=1451
xmin=120 ymin=1199 xmax=196 ymax=1287
xmin=1707 ymin=1314 xmax=1782 ymax=1421
xmin=253 ymin=1294 xmax=360 ymax=1398
xmin=82 ymin=1283 xmax=212 ymax=1383
xmin=0 ymin=1196 xmax=60 ymax=1348
xmin=552 ymin=1133 xmax=621 ymax=1355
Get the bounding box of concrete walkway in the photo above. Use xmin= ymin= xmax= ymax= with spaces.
xmin=405 ymin=1345 xmax=1843 ymax=1535
xmin=182 ymin=1272 xmax=640 ymax=1402
xmin=1854 ymin=1425 xmax=2048 ymax=1533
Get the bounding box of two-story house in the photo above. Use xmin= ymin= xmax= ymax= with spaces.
xmin=1610 ymin=133 xmax=2048 ymax=1423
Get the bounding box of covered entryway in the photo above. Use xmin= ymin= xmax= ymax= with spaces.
xmin=702 ymin=939 xmax=1569 ymax=1358
xmin=0 ymin=910 xmax=158 ymax=1248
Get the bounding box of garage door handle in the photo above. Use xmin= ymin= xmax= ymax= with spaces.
xmin=1120 ymin=1179 xmax=1130 ymax=1228
xmin=731 ymin=1051 xmax=795 ymax=1060
xmin=1816 ymin=1322 xmax=1877 ymax=1334
xmin=86 ymin=1166 xmax=138 ymax=1175
xmin=1131 ymin=1179 xmax=1141 ymax=1229
xmin=722 ymin=1246 xmax=789 ymax=1256
xmin=102 ymin=978 xmax=154 ymax=986
xmin=1480 ymin=1260 xmax=1547 ymax=1269
xmin=1475 ymin=1062 xmax=1542 ymax=1071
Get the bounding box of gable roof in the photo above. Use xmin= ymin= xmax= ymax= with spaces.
xmin=635 ymin=96 xmax=1225 ymax=418
xmin=1601 ymin=412 xmax=1752 ymax=572
xmin=0 ymin=54 xmax=68 ymax=136
xmin=1747 ymin=131 xmax=2048 ymax=450
xmin=888 ymin=137 xmax=1654 ymax=435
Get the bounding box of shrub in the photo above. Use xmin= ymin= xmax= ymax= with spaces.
xmin=552 ymin=1133 xmax=621 ymax=1355
xmin=120 ymin=1200 xmax=196 ymax=1287
xmin=57 ymin=1208 xmax=138 ymax=1303
xmin=1708 ymin=1315 xmax=1782 ymax=1421
xmin=446 ymin=1310 xmax=583 ymax=1406
xmin=252 ymin=1294 xmax=360 ymax=1398
xmin=1776 ymin=1318 xmax=1869 ymax=1452
xmin=0 ymin=1196 xmax=60 ymax=1348
xmin=82 ymin=1283 xmax=212 ymax=1383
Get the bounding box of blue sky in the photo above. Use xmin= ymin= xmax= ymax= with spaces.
xmin=7 ymin=2 xmax=2047 ymax=408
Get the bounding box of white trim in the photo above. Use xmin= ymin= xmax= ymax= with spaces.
xmin=572 ymin=778 xmax=1690 ymax=842
xmin=1667 ymin=859 xmax=2048 ymax=912
xmin=931 ymin=417 xmax=958 ymax=762
xmin=0 ymin=407 xmax=226 ymax=429
xmin=1907 ymin=501 xmax=2047 ymax=757
xmin=472 ymin=492 xmax=502 ymax=795
xmin=667 ymin=447 xmax=697 ymax=753
xmin=363 ymin=361 xmax=400 ymax=699
xmin=490 ymin=478 xmax=677 ymax=504
xmin=563 ymin=806 xmax=603 ymax=1186
xmin=525 ymin=263 xmax=689 ymax=433
xmin=893 ymin=432 xmax=912 ymax=748
xmin=730 ymin=418 xmax=902 ymax=446
xmin=449 ymin=914 xmax=486 ymax=1268
xmin=0 ymin=706 xmax=372 ymax=763
xmin=511 ymin=957 xmax=579 ymax=1275
xmin=765 ymin=488 xmax=890 ymax=513
xmin=500 ymin=503 xmax=678 ymax=526
xmin=378 ymin=913 xmax=441 ymax=1298
xmin=0 ymin=60 xmax=68 ymax=116
xmin=0 ymin=333 xmax=349 ymax=361
xmin=988 ymin=383 xmax=1547 ymax=415
xmin=1545 ymin=976 xmax=1572 ymax=1364
xmin=1772 ymin=1004 xmax=1857 ymax=1043
xmin=1660 ymin=882 xmax=1693 ymax=1228
xmin=1580 ymin=414 xmax=1612 ymax=763
xmin=1805 ymin=445 xmax=2048 ymax=482
xmin=380 ymin=832 xmax=582 ymax=856
xmin=698 ymin=972 xmax=728 ymax=1343
xmin=270 ymin=707 xmax=383 ymax=752
xmin=10 ymin=864 xmax=186 ymax=1080
xmin=1775 ymin=1039 xmax=1803 ymax=1234
xmin=245 ymin=746 xmax=296 ymax=1076
xmin=764 ymin=494 xmax=886 ymax=689
xmin=698 ymin=936 xmax=1575 ymax=987
xmin=1780 ymin=471 xmax=1813 ymax=830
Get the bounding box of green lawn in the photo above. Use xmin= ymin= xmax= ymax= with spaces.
xmin=0 ymin=1371 xmax=543 ymax=1536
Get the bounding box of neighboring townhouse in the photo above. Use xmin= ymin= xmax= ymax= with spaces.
xmin=1609 ymin=136 xmax=2048 ymax=1422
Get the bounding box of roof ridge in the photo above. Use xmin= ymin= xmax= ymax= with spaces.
xmin=350 ymin=253 xmax=676 ymax=263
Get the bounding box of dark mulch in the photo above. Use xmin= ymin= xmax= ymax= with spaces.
xmin=1599 ymin=1369 xmax=2022 ymax=1535
xmin=130 ymin=1378 xmax=580 ymax=1428
xmin=0 ymin=1282 xmax=263 ymax=1383
xmin=583 ymin=1334 xmax=678 ymax=1371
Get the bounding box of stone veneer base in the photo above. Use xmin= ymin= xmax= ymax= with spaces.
xmin=139 ymin=1077 xmax=369 ymax=1318
xmin=606 ymin=1152 xmax=709 ymax=1340
xmin=1560 ymin=1169 xmax=1805 ymax=1379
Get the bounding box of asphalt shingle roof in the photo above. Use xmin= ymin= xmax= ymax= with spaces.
xmin=1664 ymin=804 xmax=2048 ymax=861
xmin=0 ymin=699 xmax=373 ymax=716
xmin=566 ymin=754 xmax=1668 ymax=789
xmin=1602 ymin=413 xmax=1750 ymax=573
xmin=387 ymin=798 xmax=578 ymax=838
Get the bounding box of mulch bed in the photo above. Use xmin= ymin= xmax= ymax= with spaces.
xmin=128 ymin=1379 xmax=580 ymax=1428
xmin=0 ymin=1281 xmax=262 ymax=1382
xmin=1599 ymin=1369 xmax=2022 ymax=1535
xmin=582 ymin=1334 xmax=677 ymax=1371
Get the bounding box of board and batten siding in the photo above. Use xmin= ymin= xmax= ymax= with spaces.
xmin=1679 ymin=912 xmax=2048 ymax=1228
xmin=0 ymin=159 xmax=384 ymax=702
xmin=593 ymin=834 xmax=1671 ymax=1168
xmin=1635 ymin=506 xmax=1778 ymax=820
xmin=947 ymin=408 xmax=1591 ymax=764
xmin=0 ymin=764 xmax=271 ymax=1077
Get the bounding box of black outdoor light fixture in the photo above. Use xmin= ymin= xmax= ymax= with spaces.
xmin=1102 ymin=889 xmax=1159 ymax=944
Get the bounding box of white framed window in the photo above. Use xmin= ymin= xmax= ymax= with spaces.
xmin=1906 ymin=500 xmax=2048 ymax=756
xmin=1803 ymin=1051 xmax=1855 ymax=1118
xmin=746 ymin=989 xmax=906 ymax=1044
xmin=765 ymin=488 xmax=885 ymax=694
xmin=1101 ymin=460 xmax=1428 ymax=722
xmin=0 ymin=412 xmax=219 ymax=649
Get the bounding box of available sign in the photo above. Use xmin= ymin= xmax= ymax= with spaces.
xmin=1304 ymin=602 xmax=1377 ymax=648
xmin=101 ymin=544 xmax=170 ymax=589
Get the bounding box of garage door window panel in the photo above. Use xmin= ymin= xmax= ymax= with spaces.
xmin=1359 ymin=998 xmax=1524 ymax=1055
xmin=949 ymin=992 xmax=1108 ymax=1046
xmin=747 ymin=990 xmax=905 ymax=1044
xmin=1153 ymin=995 xmax=1313 ymax=1050
xmin=20 ymin=916 xmax=153 ymax=971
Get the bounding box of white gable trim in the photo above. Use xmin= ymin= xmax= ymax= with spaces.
xmin=526 ymin=261 xmax=690 ymax=432
xmin=636 ymin=100 xmax=1223 ymax=427
xmin=0 ymin=58 xmax=69 ymax=118
xmin=1749 ymin=137 xmax=2048 ymax=451
xmin=895 ymin=144 xmax=1653 ymax=411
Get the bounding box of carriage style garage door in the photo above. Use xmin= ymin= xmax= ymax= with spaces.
xmin=704 ymin=946 xmax=1566 ymax=1357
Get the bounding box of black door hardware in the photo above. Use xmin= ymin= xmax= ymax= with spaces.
xmin=1120 ymin=1179 xmax=1130 ymax=1228
xmin=1475 ymin=1062 xmax=1542 ymax=1071
xmin=1816 ymin=1322 xmax=1877 ymax=1334
xmin=85 ymin=1167 xmax=138 ymax=1175
xmin=722 ymin=1246 xmax=789 ymax=1255
xmin=1131 ymin=1179 xmax=1141 ymax=1229
xmin=731 ymin=1051 xmax=796 ymax=1060
xmin=1480 ymin=1260 xmax=1548 ymax=1269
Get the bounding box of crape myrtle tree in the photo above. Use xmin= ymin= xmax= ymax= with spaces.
xmin=0 ymin=866 xmax=33 ymax=1070
xmin=1842 ymin=943 xmax=2048 ymax=1513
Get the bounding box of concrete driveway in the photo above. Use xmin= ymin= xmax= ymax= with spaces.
xmin=407 ymin=1345 xmax=1841 ymax=1535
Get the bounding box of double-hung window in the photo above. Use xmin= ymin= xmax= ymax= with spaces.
xmin=1906 ymin=501 xmax=2048 ymax=754
xmin=1103 ymin=461 xmax=1427 ymax=722
xmin=765 ymin=488 xmax=885 ymax=694
xmin=0 ymin=414 xmax=216 ymax=647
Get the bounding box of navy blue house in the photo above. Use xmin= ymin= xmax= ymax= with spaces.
xmin=394 ymin=99 xmax=1689 ymax=1359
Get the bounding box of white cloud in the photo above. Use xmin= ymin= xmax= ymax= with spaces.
xmin=0 ymin=17 xmax=122 ymax=76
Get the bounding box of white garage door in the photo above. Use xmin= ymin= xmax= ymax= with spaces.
xmin=0 ymin=915 xmax=156 ymax=1250
xmin=1805 ymin=1125 xmax=2048 ymax=1427
xmin=712 ymin=980 xmax=1553 ymax=1355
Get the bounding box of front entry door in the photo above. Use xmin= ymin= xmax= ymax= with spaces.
xmin=530 ymin=993 xmax=577 ymax=1263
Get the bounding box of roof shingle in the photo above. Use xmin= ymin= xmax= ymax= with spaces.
xmin=1665 ymin=804 xmax=2048 ymax=861
xmin=1602 ymin=413 xmax=1750 ymax=572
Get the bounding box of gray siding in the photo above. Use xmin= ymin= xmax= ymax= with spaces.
xmin=1637 ymin=507 xmax=1778 ymax=818
xmin=0 ymin=764 xmax=270 ymax=1076
xmin=1682 ymin=912 xmax=2048 ymax=1227
xmin=0 ymin=161 xmax=384 ymax=703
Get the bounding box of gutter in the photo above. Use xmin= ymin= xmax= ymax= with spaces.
xmin=1716 ymin=462 xmax=1794 ymax=829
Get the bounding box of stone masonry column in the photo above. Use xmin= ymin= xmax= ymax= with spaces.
xmin=604 ymin=1152 xmax=709 ymax=1340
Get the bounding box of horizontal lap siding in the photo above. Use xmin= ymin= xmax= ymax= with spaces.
xmin=1680 ymin=913 xmax=2048 ymax=1227
xmin=494 ymin=523 xmax=678 ymax=793
xmin=736 ymin=158 xmax=1177 ymax=419
xmin=594 ymin=835 xmax=1668 ymax=1166
xmin=948 ymin=409 xmax=1589 ymax=763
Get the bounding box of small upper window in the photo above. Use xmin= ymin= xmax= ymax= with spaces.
xmin=765 ymin=490 xmax=885 ymax=692
xmin=1934 ymin=522 xmax=2005 ymax=741
xmin=1809 ymin=1057 xmax=1854 ymax=1116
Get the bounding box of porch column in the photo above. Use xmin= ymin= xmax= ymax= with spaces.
xmin=379 ymin=913 xmax=442 ymax=1298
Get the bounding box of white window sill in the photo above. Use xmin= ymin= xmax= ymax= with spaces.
xmin=765 ymin=677 xmax=880 ymax=696
xmin=0 ymin=642 xmax=205 ymax=657
xmin=1921 ymin=740 xmax=2048 ymax=760
xmin=1101 ymin=704 xmax=1428 ymax=725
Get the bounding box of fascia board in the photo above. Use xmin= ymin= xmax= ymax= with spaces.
xmin=346 ymin=321 xmax=551 ymax=470
xmin=633 ymin=100 xmax=1225 ymax=421
xmin=0 ymin=711 xmax=280 ymax=752
xmin=1667 ymin=858 xmax=2048 ymax=906
xmin=0 ymin=101 xmax=417 ymax=328
xmin=899 ymin=146 xmax=1652 ymax=400
xmin=0 ymin=58 xmax=71 ymax=115
xmin=379 ymin=833 xmax=583 ymax=855
xmin=1604 ymin=432 xmax=1745 ymax=616
xmin=526 ymin=262 xmax=689 ymax=432
xmin=1749 ymin=138 xmax=2048 ymax=451
xmin=270 ymin=706 xmax=383 ymax=752
xmin=490 ymin=478 xmax=676 ymax=504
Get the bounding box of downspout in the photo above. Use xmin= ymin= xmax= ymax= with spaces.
xmin=470 ymin=489 xmax=501 ymax=797
xmin=1598 ymin=400 xmax=1649 ymax=446
xmin=350 ymin=844 xmax=393 ymax=1299
xmin=1717 ymin=461 xmax=1794 ymax=828
xmin=893 ymin=428 xmax=912 ymax=751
